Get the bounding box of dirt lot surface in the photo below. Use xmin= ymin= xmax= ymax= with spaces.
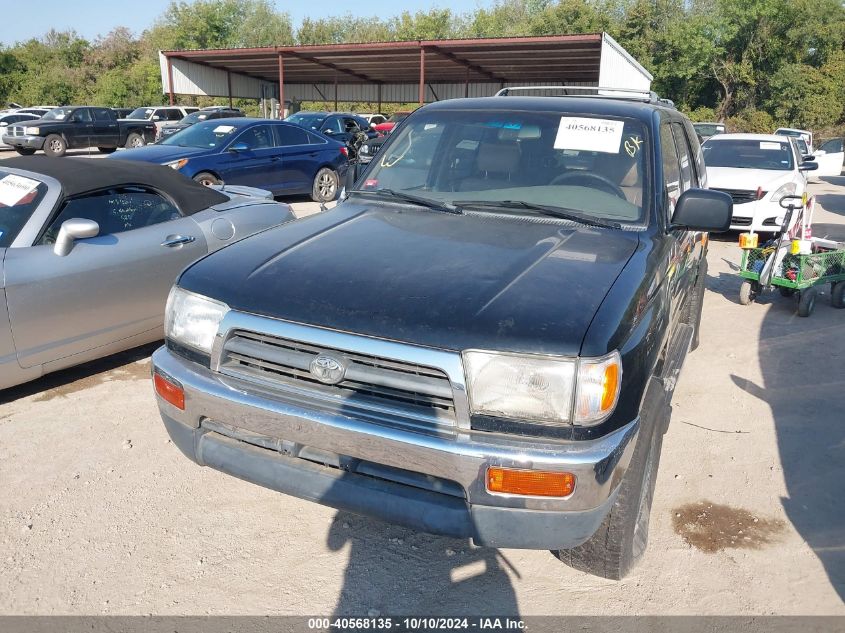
xmin=0 ymin=154 xmax=843 ymax=614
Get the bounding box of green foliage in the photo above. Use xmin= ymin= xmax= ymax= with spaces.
xmin=0 ymin=0 xmax=844 ymax=132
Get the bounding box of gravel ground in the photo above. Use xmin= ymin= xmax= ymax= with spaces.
xmin=0 ymin=161 xmax=843 ymax=615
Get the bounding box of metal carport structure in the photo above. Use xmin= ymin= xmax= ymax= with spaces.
xmin=159 ymin=32 xmax=652 ymax=113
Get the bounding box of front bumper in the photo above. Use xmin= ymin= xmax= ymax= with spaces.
xmin=1 ymin=134 xmax=45 ymax=150
xmin=153 ymin=346 xmax=639 ymax=549
xmin=730 ymin=200 xmax=786 ymax=232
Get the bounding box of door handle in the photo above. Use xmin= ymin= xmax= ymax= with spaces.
xmin=161 ymin=235 xmax=195 ymax=247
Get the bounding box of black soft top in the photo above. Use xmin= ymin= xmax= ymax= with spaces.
xmin=2 ymin=156 xmax=229 ymax=214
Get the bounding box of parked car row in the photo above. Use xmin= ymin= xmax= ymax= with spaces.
xmin=113 ymin=117 xmax=350 ymax=202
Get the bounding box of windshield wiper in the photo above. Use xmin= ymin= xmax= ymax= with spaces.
xmin=350 ymin=189 xmax=462 ymax=214
xmin=452 ymin=199 xmax=622 ymax=229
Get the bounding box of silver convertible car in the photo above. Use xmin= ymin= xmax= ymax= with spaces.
xmin=0 ymin=156 xmax=294 ymax=389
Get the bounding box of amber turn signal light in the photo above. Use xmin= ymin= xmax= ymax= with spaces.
xmin=154 ymin=372 xmax=185 ymax=410
xmin=486 ymin=467 xmax=576 ymax=498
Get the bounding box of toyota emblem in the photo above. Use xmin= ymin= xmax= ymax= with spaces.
xmin=309 ymin=353 xmax=348 ymax=385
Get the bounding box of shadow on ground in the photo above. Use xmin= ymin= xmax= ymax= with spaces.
xmin=0 ymin=342 xmax=159 ymax=405
xmin=327 ymin=511 xmax=520 ymax=616
xmin=725 ymin=280 xmax=845 ymax=600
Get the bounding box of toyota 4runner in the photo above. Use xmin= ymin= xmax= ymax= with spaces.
xmin=151 ymin=87 xmax=732 ymax=579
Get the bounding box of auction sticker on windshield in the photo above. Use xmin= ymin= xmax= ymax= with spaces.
xmin=213 ymin=125 xmax=236 ymax=134
xmin=555 ymin=117 xmax=624 ymax=153
xmin=0 ymin=174 xmax=39 ymax=207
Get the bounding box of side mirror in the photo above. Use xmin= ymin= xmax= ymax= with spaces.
xmin=228 ymin=142 xmax=249 ymax=153
xmin=670 ymin=188 xmax=733 ymax=233
xmin=802 ymin=154 xmax=816 ymax=162
xmin=322 ymin=128 xmax=335 ymax=135
xmin=0 ymin=122 xmax=7 ymax=127
xmin=799 ymin=161 xmax=819 ymax=172
xmin=54 ymin=218 xmax=99 ymax=256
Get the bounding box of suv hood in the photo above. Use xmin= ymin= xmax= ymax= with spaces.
xmin=706 ymin=167 xmax=796 ymax=191
xmin=178 ymin=204 xmax=639 ymax=356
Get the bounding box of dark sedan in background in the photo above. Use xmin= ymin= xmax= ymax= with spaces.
xmin=113 ymin=118 xmax=349 ymax=202
xmin=284 ymin=111 xmax=379 ymax=146
xmin=158 ymin=106 xmax=246 ymax=140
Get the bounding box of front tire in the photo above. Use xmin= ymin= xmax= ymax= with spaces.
xmin=797 ymin=287 xmax=817 ymax=317
xmin=831 ymin=282 xmax=845 ymax=309
xmin=311 ymin=167 xmax=339 ymax=203
xmin=193 ymin=172 xmax=221 ymax=187
xmin=43 ymin=134 xmax=67 ymax=157
xmin=739 ymin=280 xmax=758 ymax=305
xmin=15 ymin=148 xmax=36 ymax=156
xmin=98 ymin=147 xmax=117 ymax=154
xmin=554 ymin=409 xmax=665 ymax=579
xmin=125 ymin=133 xmax=145 ymax=149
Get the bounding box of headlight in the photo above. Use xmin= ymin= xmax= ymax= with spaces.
xmin=770 ymin=182 xmax=796 ymax=202
xmin=164 ymin=158 xmax=189 ymax=170
xmin=164 ymin=287 xmax=229 ymax=358
xmin=24 ymin=126 xmax=40 ymax=135
xmin=463 ymin=350 xmax=621 ymax=427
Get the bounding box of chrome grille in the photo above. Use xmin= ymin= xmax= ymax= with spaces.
xmin=10 ymin=126 xmax=25 ymax=137
xmin=219 ymin=330 xmax=457 ymax=428
xmin=713 ymin=188 xmax=763 ymax=205
xmin=731 ymin=216 xmax=752 ymax=226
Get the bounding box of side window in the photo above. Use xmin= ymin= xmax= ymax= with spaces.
xmin=274 ymin=125 xmax=309 ymax=147
xmin=306 ymin=131 xmax=327 ymax=145
xmin=72 ymin=109 xmax=92 ymax=123
xmin=660 ymin=123 xmax=681 ymax=215
xmin=343 ymin=117 xmax=361 ymax=133
xmin=820 ymin=138 xmax=843 ymax=154
xmin=93 ymin=108 xmax=112 ymax=122
xmin=671 ymin=122 xmax=696 ymax=190
xmin=322 ymin=117 xmax=344 ymax=134
xmin=38 ymin=188 xmax=181 ymax=245
xmin=166 ymin=110 xmax=182 ymax=121
xmin=234 ymin=125 xmax=274 ymax=150
xmin=153 ymin=109 xmax=167 ymax=121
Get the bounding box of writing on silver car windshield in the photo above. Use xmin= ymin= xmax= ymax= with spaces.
xmin=355 ymin=111 xmax=647 ymax=224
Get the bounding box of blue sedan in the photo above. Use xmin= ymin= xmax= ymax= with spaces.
xmin=113 ymin=118 xmax=349 ymax=202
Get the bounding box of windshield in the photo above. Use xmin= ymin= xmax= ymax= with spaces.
xmin=355 ymin=110 xmax=648 ymax=224
xmin=0 ymin=170 xmax=49 ymax=247
xmin=126 ymin=107 xmax=155 ymax=120
xmin=285 ymin=113 xmax=326 ymax=130
xmin=180 ymin=111 xmax=211 ymax=124
xmin=159 ymin=120 xmax=239 ymax=149
xmin=702 ymin=139 xmax=794 ymax=171
xmin=42 ymin=107 xmax=75 ymax=121
xmin=694 ymin=123 xmax=724 ymax=136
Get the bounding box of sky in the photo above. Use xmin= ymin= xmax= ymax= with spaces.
xmin=0 ymin=0 xmax=490 ymax=46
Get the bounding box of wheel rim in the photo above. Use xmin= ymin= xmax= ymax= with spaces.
xmin=49 ymin=139 xmax=62 ymax=152
xmin=131 ymin=137 xmax=143 ymax=147
xmin=317 ymin=172 xmax=336 ymax=199
xmin=199 ymin=178 xmax=215 ymax=186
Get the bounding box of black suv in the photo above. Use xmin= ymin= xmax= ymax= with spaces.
xmin=157 ymin=106 xmax=246 ymax=140
xmin=151 ymin=87 xmax=731 ymax=579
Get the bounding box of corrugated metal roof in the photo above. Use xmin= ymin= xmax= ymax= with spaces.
xmin=160 ymin=33 xmax=651 ymax=103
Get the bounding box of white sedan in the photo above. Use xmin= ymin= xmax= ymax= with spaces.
xmin=702 ymin=133 xmax=817 ymax=232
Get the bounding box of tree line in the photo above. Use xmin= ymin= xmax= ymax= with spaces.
xmin=1 ymin=0 xmax=844 ymax=135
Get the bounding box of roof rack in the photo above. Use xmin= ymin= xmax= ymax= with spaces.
xmin=494 ymin=85 xmax=675 ymax=108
